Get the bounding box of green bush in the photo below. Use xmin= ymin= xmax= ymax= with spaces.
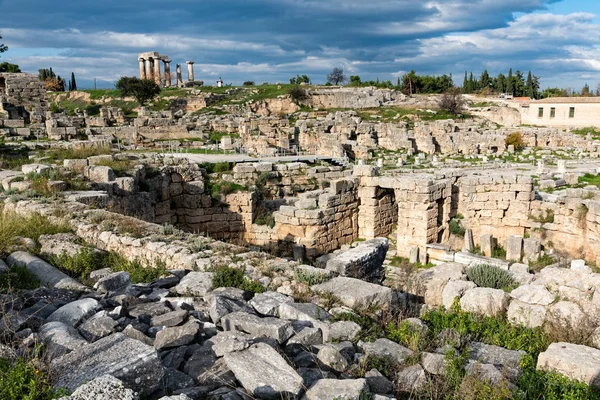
xmin=106 ymin=252 xmax=166 ymax=284
xmin=505 ymin=132 xmax=525 ymax=151
xmin=294 ymin=269 xmax=330 ymax=286
xmin=0 ymin=265 xmax=40 ymax=291
xmin=466 ymin=264 xmax=516 ymax=290
xmin=0 ymin=357 xmax=65 ymax=400
xmin=212 ymin=265 xmax=265 ymax=294
xmin=48 ymin=247 xmax=99 ymax=281
xmin=449 ymin=218 xmax=465 ymax=236
xmin=287 ymin=86 xmax=308 ymax=103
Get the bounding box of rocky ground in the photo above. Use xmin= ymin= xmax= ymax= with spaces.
xmin=1 ymin=197 xmax=600 ymax=399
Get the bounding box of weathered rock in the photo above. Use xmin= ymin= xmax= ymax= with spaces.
xmin=415 ymin=262 xmax=465 ymax=306
xmin=154 ymin=320 xmax=200 ymax=350
xmin=57 ymin=375 xmax=138 ymax=400
xmin=78 ymin=312 xmax=119 ymax=342
xmin=421 ymin=352 xmax=446 ymax=375
xmin=468 ymin=342 xmax=525 ymax=382
xmin=441 ymin=280 xmax=477 ymax=309
xmin=325 ymin=238 xmax=389 ymax=283
xmin=224 ymin=343 xmax=303 ymax=399
xmin=124 ymin=324 xmax=154 ymax=346
xmin=312 ymin=277 xmax=393 ymax=309
xmin=47 ymin=298 xmax=100 ymax=327
xmin=396 ymin=364 xmax=427 ymax=393
xmin=151 ymin=310 xmax=188 ymax=327
xmin=362 ymin=338 xmax=413 ymax=364
xmin=325 ymin=320 xmax=361 ymax=342
xmin=304 ymin=378 xmax=368 ymax=400
xmin=278 ymin=302 xmax=332 ymax=323
xmin=221 ymin=311 xmax=294 ymax=343
xmin=52 ymin=333 xmax=164 ymax=394
xmin=317 ymin=345 xmax=349 ymax=372
xmin=94 ymin=272 xmax=131 ymax=293
xmin=537 ymin=342 xmax=600 ymax=386
xmin=507 ymin=300 xmax=547 ymax=328
xmin=465 ymin=362 xmax=505 ymax=385
xmin=297 ymin=367 xmax=336 ymax=389
xmin=365 ymin=369 xmax=394 ymax=394
xmin=480 ymin=234 xmax=494 ymax=257
xmin=547 ymin=301 xmax=590 ymax=331
xmin=510 ymin=285 xmax=554 ymax=306
xmin=249 ymin=291 xmax=293 ymax=316
xmin=174 ymin=272 xmax=214 ymax=297
xmin=209 ymin=293 xmax=255 ymax=324
xmin=39 ymin=321 xmax=88 ymax=358
xmin=523 ymin=238 xmax=541 ymax=264
xmin=505 ymin=235 xmax=523 ymax=262
xmin=460 ymin=288 xmax=510 ymax=317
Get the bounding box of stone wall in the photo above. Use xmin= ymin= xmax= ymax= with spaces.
xmin=529 ymin=189 xmax=600 ymax=265
xmin=305 ymin=87 xmax=403 ymax=109
xmin=0 ymin=73 xmax=48 ymax=123
xmin=246 ymin=178 xmax=360 ymax=259
xmin=457 ymin=174 xmax=534 ymax=246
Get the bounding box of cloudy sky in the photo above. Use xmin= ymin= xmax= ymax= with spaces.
xmin=1 ymin=0 xmax=599 ymax=90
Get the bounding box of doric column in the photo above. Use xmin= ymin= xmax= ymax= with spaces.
xmin=176 ymin=64 xmax=183 ymax=88
xmin=139 ymin=58 xmax=146 ymax=79
xmin=163 ymin=60 xmax=172 ymax=88
xmin=186 ymin=61 xmax=195 ymax=82
xmin=153 ymin=58 xmax=162 ymax=87
xmin=145 ymin=58 xmax=154 ymax=81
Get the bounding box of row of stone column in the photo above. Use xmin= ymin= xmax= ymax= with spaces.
xmin=138 ymin=58 xmax=195 ymax=88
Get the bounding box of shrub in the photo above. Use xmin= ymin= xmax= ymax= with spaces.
xmin=528 ymin=208 xmax=554 ymax=224
xmin=48 ymin=247 xmax=99 ymax=281
xmin=449 ymin=218 xmax=465 ymax=236
xmin=466 ymin=264 xmax=516 ymax=290
xmin=505 ymin=132 xmax=525 ymax=151
xmin=294 ymin=269 xmax=330 ymax=286
xmin=437 ymin=87 xmax=466 ymax=114
xmin=115 ymin=76 xmax=160 ymax=105
xmin=0 ymin=265 xmax=40 ymax=291
xmin=106 ymin=252 xmax=166 ymax=284
xmin=212 ymin=266 xmax=265 ymax=294
xmin=243 ymin=81 xmax=255 ymax=86
xmin=287 ymin=86 xmax=308 ymax=104
xmin=0 ymin=356 xmax=65 ymax=400
xmin=0 ymin=210 xmax=72 ymax=256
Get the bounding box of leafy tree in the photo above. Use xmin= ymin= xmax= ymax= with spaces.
xmin=0 ymin=62 xmax=20 ymax=73
xmin=401 ymin=70 xmax=453 ymax=94
xmin=287 ymin=85 xmax=308 ymax=103
xmin=438 ymin=86 xmax=466 ymax=114
xmin=349 ymin=75 xmax=361 ymax=86
xmin=243 ymin=81 xmax=255 ymax=86
xmin=116 ymin=76 xmax=161 ymax=105
xmin=290 ymin=74 xmax=310 ymax=85
xmin=0 ymin=32 xmax=7 ymax=55
xmin=514 ymin=70 xmax=525 ymax=97
xmin=480 ymin=70 xmax=491 ymax=90
xmin=540 ymin=87 xmax=564 ymax=98
xmin=327 ymin=67 xmax=346 ymax=85
xmin=45 ymin=77 xmax=65 ymax=92
xmin=71 ymin=72 xmax=77 ymax=91
xmin=38 ymin=68 xmax=56 ymax=81
xmin=494 ymin=74 xmax=506 ymax=93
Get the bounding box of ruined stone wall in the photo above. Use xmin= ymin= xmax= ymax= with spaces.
xmin=529 ymin=190 xmax=600 ymax=265
xmin=0 ymin=73 xmax=48 ymax=123
xmin=457 ymin=174 xmax=534 ymax=246
xmin=305 ymin=87 xmax=403 ymax=109
xmin=229 ymin=161 xmax=350 ymax=198
xmin=246 ymin=178 xmax=360 ymax=259
xmin=357 ymin=186 xmax=398 ymax=238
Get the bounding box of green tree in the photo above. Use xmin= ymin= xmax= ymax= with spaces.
xmin=480 ymin=70 xmax=490 ymax=90
xmin=0 ymin=32 xmax=7 ymax=55
xmin=0 ymin=62 xmax=20 ymax=73
xmin=327 ymin=67 xmax=346 ymax=85
xmin=116 ymin=76 xmax=161 ymax=105
xmin=514 ymin=70 xmax=525 ymax=97
xmin=506 ymin=68 xmax=514 ymax=96
xmin=71 ymin=72 xmax=77 ymax=91
xmin=582 ymin=83 xmax=590 ymax=97
xmin=349 ymin=75 xmax=361 ymax=86
xmin=438 ymin=86 xmax=466 ymax=114
xmin=462 ymin=71 xmax=468 ymax=93
xmin=494 ymin=73 xmax=506 ymax=93
xmin=525 ymin=71 xmax=534 ymax=99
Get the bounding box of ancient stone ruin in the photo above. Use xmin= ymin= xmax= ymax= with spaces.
xmin=2 ymin=82 xmax=600 ymax=399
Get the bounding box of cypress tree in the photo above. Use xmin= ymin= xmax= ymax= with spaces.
xmin=525 ymin=71 xmax=534 ymax=99
xmin=506 ymin=68 xmax=514 ymax=96
xmin=463 ymin=72 xmax=468 ymax=93
xmin=71 ymin=72 xmax=77 ymax=91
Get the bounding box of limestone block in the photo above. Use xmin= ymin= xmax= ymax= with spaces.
xmin=460 ymin=288 xmax=510 ymax=317
xmin=312 ymin=277 xmax=393 ymax=309
xmin=537 ymin=343 xmax=600 ymax=386
xmin=505 ymin=235 xmax=523 ymax=262
xmin=507 ymin=299 xmax=547 ymax=328
xmin=479 ymin=234 xmax=494 ymax=257
xmin=324 ymin=238 xmax=388 ymax=283
xmin=441 ymin=280 xmax=477 ymax=309
xmin=523 ymin=238 xmax=541 ymax=264
xmin=84 ymin=166 xmax=116 ymax=183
